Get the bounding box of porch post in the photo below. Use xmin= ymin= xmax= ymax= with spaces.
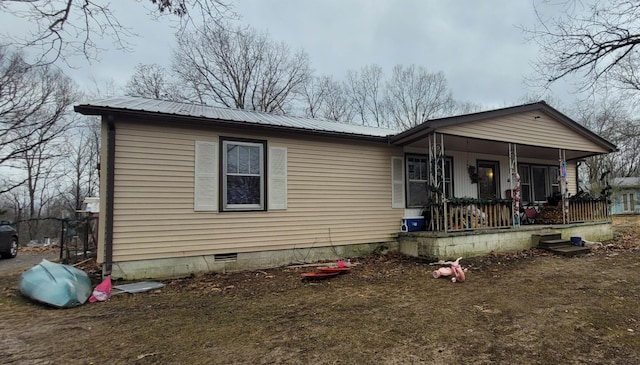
xmin=509 ymin=143 xmax=520 ymax=228
xmin=559 ymin=149 xmax=569 ymax=224
xmin=440 ymin=133 xmax=447 ymax=232
xmin=428 ymin=132 xmax=446 ymax=231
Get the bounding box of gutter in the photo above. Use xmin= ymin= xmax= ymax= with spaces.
xmin=104 ymin=117 xmax=116 ymax=275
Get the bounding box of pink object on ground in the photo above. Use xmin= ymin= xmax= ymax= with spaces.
xmin=432 ymin=257 xmax=467 ymax=283
xmin=317 ymin=267 xmax=351 ymax=274
xmin=89 ymin=276 xmax=112 ymax=302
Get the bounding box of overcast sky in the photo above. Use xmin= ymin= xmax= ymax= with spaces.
xmin=1 ymin=1 xmax=579 ymax=111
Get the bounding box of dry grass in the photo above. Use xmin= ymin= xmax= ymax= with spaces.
xmin=1 ymin=217 xmax=640 ymax=364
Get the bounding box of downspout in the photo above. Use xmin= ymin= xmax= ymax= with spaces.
xmin=104 ymin=117 xmax=116 ymax=276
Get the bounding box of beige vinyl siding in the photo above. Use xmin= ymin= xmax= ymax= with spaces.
xmin=438 ymin=111 xmax=610 ymax=153
xmin=109 ymin=121 xmax=404 ymax=262
xmin=566 ymin=161 xmax=577 ymax=194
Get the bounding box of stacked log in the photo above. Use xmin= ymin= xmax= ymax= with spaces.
xmin=536 ymin=205 xmax=564 ymax=224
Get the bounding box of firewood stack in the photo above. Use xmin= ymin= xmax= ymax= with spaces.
xmin=536 ymin=205 xmax=564 ymax=224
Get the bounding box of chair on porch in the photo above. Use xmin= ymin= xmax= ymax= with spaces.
xmin=519 ymin=206 xmax=539 ymax=224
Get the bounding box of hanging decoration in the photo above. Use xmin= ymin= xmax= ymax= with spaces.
xmin=509 ymin=143 xmax=520 ymax=228
xmin=559 ymin=150 xmax=568 ymax=224
xmin=465 ymin=138 xmax=479 ymax=184
xmin=467 ymin=165 xmax=480 ymax=184
xmin=428 ymin=133 xmax=446 ymax=231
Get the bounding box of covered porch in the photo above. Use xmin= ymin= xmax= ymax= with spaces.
xmin=395 ymin=131 xmax=612 ymax=232
xmin=389 ymin=102 xmax=616 ymax=259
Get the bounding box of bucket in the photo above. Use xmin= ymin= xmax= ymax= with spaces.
xmin=570 ymin=236 xmax=582 ymax=246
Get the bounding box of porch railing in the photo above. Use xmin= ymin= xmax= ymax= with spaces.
xmin=425 ymin=198 xmax=610 ymax=233
xmin=441 ymin=199 xmax=513 ymax=232
xmin=568 ymin=199 xmax=610 ymax=223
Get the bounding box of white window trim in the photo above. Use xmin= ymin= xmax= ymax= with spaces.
xmin=222 ymin=139 xmax=265 ymax=211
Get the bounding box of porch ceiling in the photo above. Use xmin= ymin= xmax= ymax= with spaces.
xmin=404 ymin=134 xmax=599 ymax=161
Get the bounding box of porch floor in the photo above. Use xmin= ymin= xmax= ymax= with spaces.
xmin=399 ymin=221 xmax=611 ymax=238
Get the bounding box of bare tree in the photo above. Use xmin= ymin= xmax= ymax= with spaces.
xmin=300 ymin=75 xmax=330 ymax=119
xmin=125 ymin=63 xmax=182 ymax=100
xmin=0 ymin=46 xmax=78 ymax=194
xmin=300 ymin=74 xmax=356 ymax=123
xmin=1 ymin=187 xmax=27 ymax=226
xmin=13 ymin=109 xmax=75 ymax=240
xmin=56 ymin=117 xmax=100 ymax=218
xmin=529 ymin=0 xmax=640 ymax=92
xmin=385 ymin=64 xmax=455 ymax=130
xmin=298 ymin=64 xmax=462 ymax=128
xmin=346 ymin=64 xmax=387 ymax=127
xmin=451 ymin=100 xmax=484 ymax=116
xmin=172 ymin=24 xmax=311 ymax=113
xmin=320 ymin=76 xmax=355 ymax=123
xmin=0 ymin=0 xmax=235 ymax=64
xmin=572 ymin=95 xmax=640 ymax=193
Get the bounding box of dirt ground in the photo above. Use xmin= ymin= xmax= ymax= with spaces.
xmin=2 ymin=218 xmax=640 ymax=364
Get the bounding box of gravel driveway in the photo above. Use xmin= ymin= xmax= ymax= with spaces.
xmin=0 ymin=248 xmax=59 ymax=276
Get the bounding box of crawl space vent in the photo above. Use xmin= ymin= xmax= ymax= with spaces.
xmin=214 ymin=253 xmax=238 ymax=262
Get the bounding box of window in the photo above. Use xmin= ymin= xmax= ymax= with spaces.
xmin=477 ymin=160 xmax=500 ymax=199
xmin=518 ymin=165 xmax=531 ymax=204
xmin=549 ymin=166 xmax=560 ymax=194
xmin=519 ymin=164 xmax=563 ymax=204
xmin=405 ymin=155 xmax=454 ymax=208
xmin=622 ymin=192 xmax=635 ymax=213
xmin=222 ymin=139 xmax=265 ymax=211
xmin=406 ymin=155 xmax=428 ymax=207
xmin=444 ymin=157 xmax=453 ymax=198
xmin=195 ymin=140 xmax=287 ymax=212
xmin=532 ymin=166 xmax=548 ymax=202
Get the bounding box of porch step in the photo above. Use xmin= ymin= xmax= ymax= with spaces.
xmin=535 ymin=236 xmax=591 ymax=256
xmin=537 ymin=239 xmax=572 ymax=248
xmin=545 ymin=245 xmax=591 ymax=257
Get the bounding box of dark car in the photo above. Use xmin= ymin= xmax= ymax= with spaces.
xmin=0 ymin=221 xmax=18 ymax=259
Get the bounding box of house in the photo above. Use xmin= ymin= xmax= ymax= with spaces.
xmin=610 ymin=177 xmax=640 ymax=214
xmin=75 ymin=97 xmax=616 ymax=279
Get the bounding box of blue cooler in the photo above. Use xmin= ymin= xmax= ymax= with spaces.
xmin=570 ymin=236 xmax=582 ymax=246
xmin=402 ymin=217 xmax=425 ymax=232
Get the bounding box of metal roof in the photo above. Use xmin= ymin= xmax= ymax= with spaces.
xmin=74 ymin=97 xmax=399 ymax=138
xmin=611 ymin=177 xmax=640 ymax=187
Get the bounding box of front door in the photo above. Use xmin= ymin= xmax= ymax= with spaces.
xmin=478 ymin=160 xmax=500 ymax=199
